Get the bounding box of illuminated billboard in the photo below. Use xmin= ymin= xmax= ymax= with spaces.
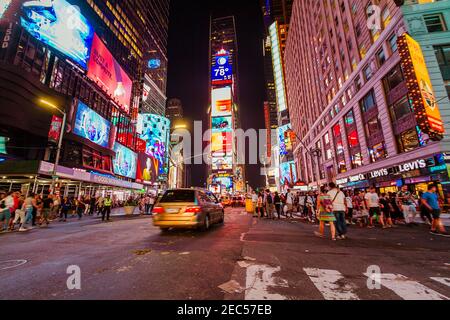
xmin=136 ymin=153 xmax=158 ymax=184
xmin=73 ymin=101 xmax=111 ymax=148
xmin=211 ymin=131 xmax=233 ymax=156
xmin=212 ymin=157 xmax=232 ymax=171
xmin=398 ymin=33 xmax=444 ymax=139
xmin=212 ymin=116 xmax=232 ymax=132
xmin=211 ymin=87 xmax=232 ymax=117
xmin=113 ymin=142 xmax=137 ymax=179
xmin=87 ymin=34 xmax=132 ymax=114
xmin=280 ymin=161 xmax=297 ymax=186
xmin=213 ymin=176 xmax=233 ymax=189
xmin=211 ymin=53 xmax=232 ymax=86
xmin=269 ymin=21 xmax=287 ymax=113
xmin=137 ymin=114 xmax=171 ymax=175
xmin=1 ymin=0 xmax=11 ymax=19
xmin=20 ymin=0 xmax=94 ymax=69
xmin=278 ymin=123 xmax=292 ymax=156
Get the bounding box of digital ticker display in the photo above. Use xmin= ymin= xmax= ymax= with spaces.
xmin=20 ymin=0 xmax=94 ymax=69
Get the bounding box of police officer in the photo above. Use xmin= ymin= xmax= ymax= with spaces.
xmin=102 ymin=195 xmax=112 ymax=222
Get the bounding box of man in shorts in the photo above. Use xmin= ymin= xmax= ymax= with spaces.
xmin=364 ymin=187 xmax=386 ymax=228
xmin=422 ymin=184 xmax=449 ymax=237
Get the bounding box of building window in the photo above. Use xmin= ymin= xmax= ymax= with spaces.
xmin=360 ymin=90 xmax=376 ymax=112
xmin=397 ymin=128 xmax=420 ymax=153
xmin=369 ymin=142 xmax=388 ymax=163
xmin=382 ymin=7 xmax=391 ymax=29
xmin=390 ymin=96 xmax=413 ymax=122
xmin=384 ymin=64 xmax=404 ymax=92
xmin=424 ymin=14 xmax=447 ymax=33
xmin=333 ymin=124 xmax=346 ymax=174
xmin=377 ymin=48 xmax=386 ymax=66
xmin=388 ymin=34 xmax=398 ymax=53
xmin=363 ymin=64 xmax=373 ymax=81
xmin=434 ymin=44 xmax=450 ymax=81
xmin=366 ymin=117 xmax=382 ymax=137
xmin=351 ymin=152 xmax=363 ymax=168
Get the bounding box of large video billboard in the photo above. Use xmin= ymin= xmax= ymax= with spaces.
xmin=113 ymin=142 xmax=137 ymax=179
xmin=212 ymin=116 xmax=232 ymax=132
xmin=20 ymin=0 xmax=94 ymax=69
xmin=73 ymin=101 xmax=111 ymax=148
xmin=211 ymin=87 xmax=232 ymax=117
xmin=87 ymin=33 xmax=132 ymax=114
xmin=137 ymin=114 xmax=171 ymax=175
xmin=136 ymin=153 xmax=158 ymax=184
xmin=278 ymin=123 xmax=292 ymax=156
xmin=212 ymin=157 xmax=232 ymax=171
xmin=280 ymin=161 xmax=297 ymax=186
xmin=211 ymin=53 xmax=232 ymax=86
xmin=211 ymin=131 xmax=232 ymax=157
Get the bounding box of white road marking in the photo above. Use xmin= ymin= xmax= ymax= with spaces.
xmin=245 ymin=265 xmax=288 ymax=300
xmin=430 ymin=277 xmax=450 ymax=288
xmin=304 ymin=268 xmax=359 ymax=300
xmin=364 ymin=273 xmax=449 ymax=300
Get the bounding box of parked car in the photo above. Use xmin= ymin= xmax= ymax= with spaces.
xmin=152 ymin=188 xmax=224 ymax=231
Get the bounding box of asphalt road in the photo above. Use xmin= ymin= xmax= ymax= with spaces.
xmin=0 ymin=207 xmax=449 ymax=300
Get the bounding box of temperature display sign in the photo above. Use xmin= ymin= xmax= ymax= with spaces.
xmin=212 ymin=54 xmax=232 ymax=85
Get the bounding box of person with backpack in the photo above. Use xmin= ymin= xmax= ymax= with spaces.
xmin=274 ymin=192 xmax=282 ymax=219
xmin=327 ymin=182 xmax=348 ymax=240
xmin=314 ymin=186 xmax=337 ymax=240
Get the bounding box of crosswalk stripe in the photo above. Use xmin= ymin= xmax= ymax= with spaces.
xmin=245 ymin=265 xmax=289 ymax=300
xmin=430 ymin=277 xmax=450 ymax=288
xmin=304 ymin=268 xmax=359 ymax=300
xmin=364 ymin=273 xmax=449 ymax=300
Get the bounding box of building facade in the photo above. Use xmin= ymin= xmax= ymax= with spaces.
xmin=0 ymin=0 xmax=169 ymax=196
xmin=285 ymin=0 xmax=450 ymax=195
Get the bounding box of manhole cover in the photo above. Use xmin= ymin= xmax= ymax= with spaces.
xmin=0 ymin=259 xmax=27 ymax=270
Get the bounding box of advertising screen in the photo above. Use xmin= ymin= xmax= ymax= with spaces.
xmin=211 ymin=131 xmax=232 ymax=156
xmin=278 ymin=123 xmax=292 ymax=156
xmin=211 ymin=54 xmax=232 ymax=85
xmin=213 ymin=176 xmax=233 ymax=189
xmin=212 ymin=116 xmax=232 ymax=132
xmin=87 ymin=33 xmax=132 ymax=113
xmin=48 ymin=115 xmax=63 ymax=144
xmin=73 ymin=101 xmax=111 ymax=148
xmin=136 ymin=153 xmax=158 ymax=184
xmin=137 ymin=114 xmax=171 ymax=175
xmin=212 ymin=157 xmax=232 ymax=171
xmin=211 ymin=87 xmax=232 ymax=117
xmin=20 ymin=0 xmax=94 ymax=69
xmin=280 ymin=161 xmax=297 ymax=186
xmin=113 ymin=142 xmax=137 ymax=179
xmin=398 ymin=33 xmax=444 ymax=139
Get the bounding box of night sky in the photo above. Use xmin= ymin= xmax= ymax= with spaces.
xmin=166 ymin=0 xmax=266 ymax=189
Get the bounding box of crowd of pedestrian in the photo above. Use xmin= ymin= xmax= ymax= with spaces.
xmin=0 ymin=190 xmax=156 ymax=233
xmin=250 ymin=182 xmax=450 ymax=239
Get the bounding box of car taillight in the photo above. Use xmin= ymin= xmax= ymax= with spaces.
xmin=152 ymin=206 xmax=164 ymax=214
xmin=185 ymin=206 xmax=202 ymax=213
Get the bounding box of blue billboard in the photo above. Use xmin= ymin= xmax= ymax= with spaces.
xmin=278 ymin=124 xmax=292 ymax=156
xmin=212 ymin=116 xmax=232 ymax=132
xmin=20 ymin=0 xmax=94 ymax=69
xmin=280 ymin=161 xmax=297 ymax=186
xmin=211 ymin=54 xmax=232 ymax=85
xmin=113 ymin=143 xmax=137 ymax=179
xmin=73 ymin=101 xmax=110 ymax=148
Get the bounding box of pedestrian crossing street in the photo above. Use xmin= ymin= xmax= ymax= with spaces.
xmin=243 ymin=264 xmax=450 ymax=300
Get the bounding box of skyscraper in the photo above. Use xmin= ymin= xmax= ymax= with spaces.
xmin=285 ymin=0 xmax=449 ymax=193
xmin=166 ymin=98 xmax=184 ymax=122
xmin=208 ymin=15 xmax=245 ymax=193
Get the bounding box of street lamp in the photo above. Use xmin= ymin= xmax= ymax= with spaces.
xmin=39 ymin=99 xmax=66 ymax=194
